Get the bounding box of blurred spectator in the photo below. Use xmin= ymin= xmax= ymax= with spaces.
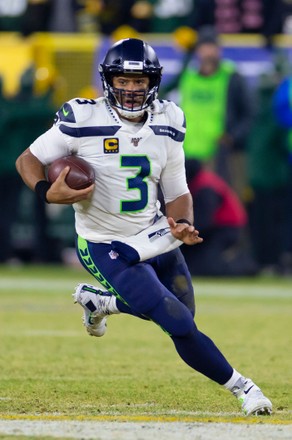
xmin=194 ymin=0 xmax=291 ymax=44
xmin=264 ymin=0 xmax=292 ymax=37
xmin=180 ymin=159 xmax=257 ymax=276
xmin=47 ymin=0 xmax=80 ymax=32
xmin=0 ymin=76 xmax=23 ymax=263
xmin=273 ymin=74 xmax=292 ymax=130
xmin=128 ymin=0 xmax=152 ymax=33
xmin=5 ymin=0 xmax=292 ymax=37
xmin=271 ymin=67 xmax=292 ymax=274
xmin=0 ymin=67 xmax=55 ymax=264
xmin=0 ymin=0 xmax=27 ymax=31
xmin=94 ymin=0 xmax=142 ymax=35
xmin=21 ymin=0 xmax=51 ymax=35
xmin=75 ymin=0 xmax=103 ymax=33
xmin=214 ymin=0 xmax=264 ymax=34
xmin=174 ymin=27 xmax=252 ymax=196
xmin=128 ymin=0 xmax=197 ymax=33
xmin=21 ymin=0 xmax=82 ymax=35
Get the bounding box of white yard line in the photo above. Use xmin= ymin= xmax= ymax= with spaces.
xmin=1 ymin=278 xmax=291 ymax=298
xmin=0 ymin=420 xmax=291 ymax=440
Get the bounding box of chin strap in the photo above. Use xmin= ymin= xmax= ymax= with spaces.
xmin=115 ymin=107 xmax=146 ymax=120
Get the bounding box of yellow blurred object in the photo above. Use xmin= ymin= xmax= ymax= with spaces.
xmin=34 ymin=64 xmax=57 ymax=95
xmin=242 ymin=185 xmax=255 ymax=204
xmin=173 ymin=26 xmax=197 ymax=51
xmin=78 ymin=84 xmax=100 ymax=99
xmin=85 ymin=0 xmax=103 ymax=15
xmin=131 ymin=0 xmax=153 ymax=19
xmin=30 ymin=32 xmax=99 ymax=106
xmin=0 ymin=34 xmax=33 ymax=97
xmin=111 ymin=25 xmax=140 ymax=42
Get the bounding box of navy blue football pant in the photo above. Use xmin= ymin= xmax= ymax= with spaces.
xmin=76 ymin=236 xmax=233 ymax=385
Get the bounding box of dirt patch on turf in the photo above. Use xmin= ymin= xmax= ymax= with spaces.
xmin=0 ymin=420 xmax=291 ymax=440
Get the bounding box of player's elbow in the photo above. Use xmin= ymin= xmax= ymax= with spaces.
xmin=15 ymin=148 xmax=34 ymax=175
xmin=15 ymin=154 xmax=23 ymax=175
xmin=15 ymin=151 xmax=28 ymax=177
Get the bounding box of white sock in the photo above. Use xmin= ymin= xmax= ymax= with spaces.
xmin=108 ymin=295 xmax=120 ymax=314
xmin=223 ymin=369 xmax=245 ymax=391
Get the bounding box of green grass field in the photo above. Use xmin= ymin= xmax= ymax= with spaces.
xmin=0 ymin=265 xmax=291 ymax=425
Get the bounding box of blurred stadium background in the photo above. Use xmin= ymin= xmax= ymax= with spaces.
xmin=1 ymin=22 xmax=292 ymax=270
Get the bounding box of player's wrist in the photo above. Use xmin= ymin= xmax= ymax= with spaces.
xmin=176 ymin=218 xmax=192 ymax=226
xmin=35 ymin=180 xmax=52 ymax=203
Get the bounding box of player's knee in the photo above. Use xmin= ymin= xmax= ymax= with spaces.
xmin=115 ymin=265 xmax=163 ymax=314
xmin=147 ymin=296 xmax=195 ymax=337
xmin=172 ymin=278 xmax=195 ymax=317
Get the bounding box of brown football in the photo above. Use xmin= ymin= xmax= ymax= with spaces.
xmin=47 ymin=155 xmax=95 ymax=190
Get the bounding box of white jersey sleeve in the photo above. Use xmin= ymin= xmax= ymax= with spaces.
xmin=158 ymin=101 xmax=189 ymax=203
xmin=29 ymin=125 xmax=71 ymax=165
xmin=29 ymin=97 xmax=95 ymax=164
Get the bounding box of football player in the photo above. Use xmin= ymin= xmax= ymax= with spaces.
xmin=16 ymin=38 xmax=272 ymax=416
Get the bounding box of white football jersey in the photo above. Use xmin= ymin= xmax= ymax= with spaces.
xmin=30 ymin=97 xmax=189 ymax=243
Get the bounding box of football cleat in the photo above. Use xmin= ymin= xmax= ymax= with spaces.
xmin=232 ymin=378 xmax=272 ymax=416
xmin=73 ymin=283 xmax=115 ymax=337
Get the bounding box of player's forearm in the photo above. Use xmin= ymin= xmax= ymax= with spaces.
xmin=165 ymin=192 xmax=194 ymax=225
xmin=15 ymin=148 xmax=46 ymax=191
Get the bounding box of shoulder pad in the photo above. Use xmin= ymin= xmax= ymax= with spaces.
xmin=55 ymin=97 xmax=98 ymax=126
xmin=150 ymin=99 xmax=169 ymax=114
xmin=157 ymin=100 xmax=186 ymax=130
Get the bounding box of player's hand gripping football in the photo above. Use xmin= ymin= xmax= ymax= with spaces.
xmin=46 ymin=167 xmax=94 ymax=204
xmin=167 ymin=217 xmax=203 ymax=246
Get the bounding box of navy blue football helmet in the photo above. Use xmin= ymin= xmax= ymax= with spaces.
xmin=99 ymin=38 xmax=163 ymax=118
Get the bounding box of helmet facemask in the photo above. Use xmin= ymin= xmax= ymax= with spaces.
xmin=104 ymin=76 xmax=159 ymax=119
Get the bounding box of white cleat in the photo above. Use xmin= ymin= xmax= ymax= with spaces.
xmin=73 ymin=283 xmax=113 ymax=337
xmin=233 ymin=378 xmax=272 ymax=416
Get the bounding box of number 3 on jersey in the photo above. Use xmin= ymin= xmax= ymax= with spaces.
xmin=120 ymin=155 xmax=150 ymax=212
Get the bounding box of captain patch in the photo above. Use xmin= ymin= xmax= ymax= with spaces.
xmin=104 ymin=138 xmax=119 ymax=154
